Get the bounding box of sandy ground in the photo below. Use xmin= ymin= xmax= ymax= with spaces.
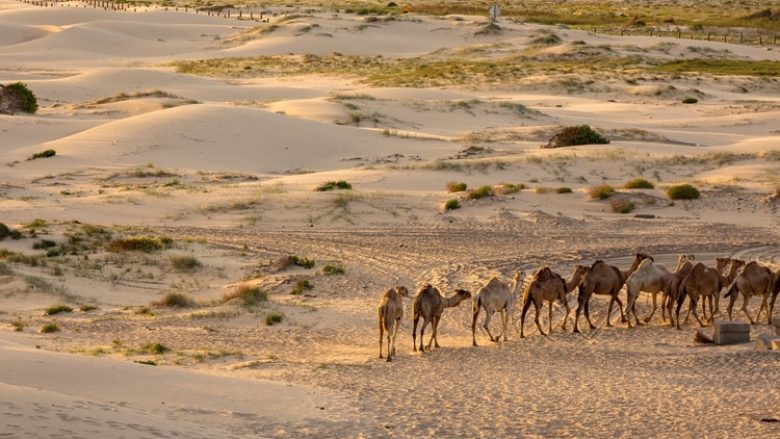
xmin=1 ymin=1 xmax=779 ymax=437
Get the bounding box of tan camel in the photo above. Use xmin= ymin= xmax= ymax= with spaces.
xmin=412 ymin=285 xmax=471 ymax=352
xmin=520 ymin=265 xmax=588 ymax=337
xmin=471 ymin=271 xmax=524 ymax=346
xmin=663 ymin=254 xmax=696 ymax=325
xmin=675 ymin=262 xmax=724 ymax=329
xmin=726 ymin=261 xmax=774 ymax=324
xmin=573 ymin=253 xmax=652 ymax=333
xmin=377 ymin=286 xmax=409 ymax=362
xmin=625 ymin=257 xmax=677 ymax=326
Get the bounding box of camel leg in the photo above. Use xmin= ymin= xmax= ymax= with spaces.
xmin=432 ymin=316 xmax=441 ymax=349
xmin=741 ymin=294 xmax=755 ymax=324
xmin=632 ymin=299 xmax=643 ymax=327
xmin=483 ymin=311 xmax=497 ymax=342
xmin=585 ymin=298 xmax=595 ymax=330
xmin=419 ymin=318 xmax=429 ymax=352
xmin=661 ymin=292 xmax=668 ymax=322
xmin=379 ymin=319 xmax=384 ymax=359
xmin=605 ymin=298 xmax=615 ymax=328
xmin=707 ymin=296 xmax=714 ymax=323
xmin=547 ymin=300 xmax=554 ymax=334
xmin=500 ymin=310 xmax=509 ymax=342
xmin=560 ymin=299 xmax=571 ymax=332
xmin=727 ymin=289 xmax=738 ymax=321
xmin=385 ymin=323 xmax=393 ymax=362
xmin=390 ymin=319 xmax=400 ymax=360
xmin=690 ymin=297 xmax=705 ymax=327
xmin=520 ymin=296 xmax=533 ymax=338
xmin=534 ymin=300 xmax=545 ymax=336
xmin=614 ymin=296 xmax=627 ymax=323
xmin=471 ymin=307 xmax=480 ymax=347
xmin=644 ymin=292 xmax=658 ymax=323
xmin=769 ymin=291 xmax=779 ymax=325
xmin=412 ymin=316 xmax=419 ymax=352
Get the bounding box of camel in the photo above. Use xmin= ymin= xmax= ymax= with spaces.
xmin=663 ymin=254 xmax=696 ymax=325
xmin=722 ymin=258 xmax=745 ymax=285
xmin=625 ymin=258 xmax=676 ymax=326
xmin=520 ymin=265 xmax=588 ymax=337
xmin=726 ymin=261 xmax=774 ymax=324
xmin=377 ymin=286 xmax=409 ymax=362
xmin=573 ymin=253 xmax=652 ymax=333
xmin=471 ymin=271 xmax=524 ymax=346
xmin=675 ymin=262 xmax=724 ymax=329
xmin=412 ymin=285 xmax=471 ymax=352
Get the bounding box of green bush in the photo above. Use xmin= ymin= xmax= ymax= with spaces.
xmin=446 ymin=181 xmax=468 ymax=192
xmin=546 ymin=125 xmax=609 ymax=148
xmin=154 ymin=292 xmax=196 ymax=308
xmin=556 ymin=187 xmax=573 ymax=193
xmin=4 ymin=82 xmax=38 ymax=113
xmin=444 ymin=199 xmax=461 ymax=210
xmin=466 ymin=185 xmax=494 ymax=200
xmin=0 ymin=223 xmax=22 ymax=241
xmin=29 ymin=149 xmax=56 ymax=160
xmin=224 ymin=284 xmax=267 ymax=307
xmin=265 ymin=312 xmax=284 ymax=326
xmin=169 ymin=255 xmax=202 ymax=272
xmin=141 ymin=343 xmax=169 ymax=354
xmin=291 ymin=279 xmax=314 ymax=295
xmin=80 ymin=304 xmax=98 ymax=312
xmin=588 ymin=184 xmax=616 ymax=200
xmin=40 ymin=323 xmax=59 ymax=333
xmin=495 ymin=183 xmax=526 ymax=195
xmin=624 ymin=178 xmax=655 ymax=189
xmin=682 ymin=97 xmax=698 ymax=104
xmin=322 ymin=264 xmax=345 ymax=275
xmin=107 ymin=236 xmax=167 ymax=253
xmin=610 ymin=199 xmax=636 ymax=213
xmin=289 ymin=255 xmax=315 ymax=268
xmin=316 ymin=180 xmax=352 ymax=191
xmin=33 ymin=239 xmax=57 ymax=250
xmin=667 ymin=184 xmax=700 ymax=200
xmin=45 ymin=305 xmax=73 ymax=315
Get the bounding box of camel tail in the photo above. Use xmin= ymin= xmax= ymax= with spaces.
xmin=724 ymin=283 xmax=737 ymax=298
xmin=473 ymin=296 xmax=482 ymax=315
xmin=677 ymin=284 xmax=688 ymax=307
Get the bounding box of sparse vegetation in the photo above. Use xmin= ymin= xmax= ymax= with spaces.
xmin=322 ymin=264 xmax=345 ymax=275
xmin=589 ymin=184 xmax=616 ymax=200
xmin=135 ymin=360 xmax=157 ymax=366
xmin=466 ymin=185 xmax=494 ymax=200
xmin=40 ymin=323 xmax=59 ymax=333
xmin=316 ymin=180 xmax=352 ymax=191
xmin=223 ymin=284 xmax=267 ymax=307
xmin=291 ymin=279 xmax=314 ymax=295
xmin=28 ymin=149 xmax=56 ymax=160
xmin=495 ymin=183 xmax=526 ymax=195
xmin=154 ymin=292 xmax=196 ymax=308
xmin=2 ymin=82 xmax=38 ymax=113
xmin=682 ymin=97 xmax=699 ymax=104
xmin=10 ymin=319 xmax=25 ymax=332
xmin=107 ymin=236 xmax=171 ymax=253
xmin=667 ymin=184 xmax=701 ymax=200
xmin=289 ymin=255 xmax=315 ymax=269
xmin=444 ymin=199 xmax=461 ymax=211
xmin=45 ymin=305 xmax=73 ymax=315
xmin=0 ymin=223 xmax=23 ymax=241
xmin=624 ymin=178 xmax=655 ymax=189
xmin=265 ymin=312 xmax=284 ymax=326
xmin=611 ymin=199 xmax=636 ymax=214
xmin=79 ymin=304 xmax=98 ymax=312
xmin=33 ymin=239 xmax=57 ymax=250
xmin=556 ymin=187 xmax=573 ymax=194
xmin=169 ymin=255 xmax=202 ymax=272
xmin=447 ymin=181 xmax=468 ymax=192
xmin=545 ymin=125 xmax=609 ymax=148
xmin=141 ymin=343 xmax=169 ymax=355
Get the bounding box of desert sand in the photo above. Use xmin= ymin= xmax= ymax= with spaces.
xmin=1 ymin=1 xmax=779 ymax=437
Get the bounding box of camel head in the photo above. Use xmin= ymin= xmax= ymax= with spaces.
xmin=715 ymin=257 xmax=730 ymax=273
xmin=573 ymin=264 xmax=590 ymax=279
xmin=454 ymin=289 xmax=472 ymax=300
xmin=395 ymin=286 xmax=410 ymax=297
xmin=636 ymin=252 xmax=654 ymax=263
xmin=727 ymin=259 xmax=746 ymax=274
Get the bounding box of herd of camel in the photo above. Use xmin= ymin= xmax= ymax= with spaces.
xmin=377 ymin=254 xmax=780 ymax=361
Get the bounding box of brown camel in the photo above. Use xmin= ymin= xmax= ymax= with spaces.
xmin=573 ymin=253 xmax=652 ymax=333
xmin=675 ymin=262 xmax=724 ymax=329
xmin=377 ymin=286 xmax=409 ymax=362
xmin=722 ymin=258 xmax=745 ymax=285
xmin=471 ymin=271 xmax=524 ymax=346
xmin=663 ymin=254 xmax=696 ymax=325
xmin=412 ymin=285 xmax=471 ymax=352
xmin=520 ymin=265 xmax=588 ymax=337
xmin=726 ymin=261 xmax=774 ymax=324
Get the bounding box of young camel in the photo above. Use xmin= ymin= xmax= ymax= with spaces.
xmin=675 ymin=262 xmax=724 ymax=329
xmin=573 ymin=253 xmax=651 ymax=333
xmin=520 ymin=265 xmax=588 ymax=337
xmin=412 ymin=285 xmax=471 ymax=352
xmin=377 ymin=286 xmax=409 ymax=362
xmin=471 ymin=271 xmax=524 ymax=346
xmin=726 ymin=261 xmax=774 ymax=324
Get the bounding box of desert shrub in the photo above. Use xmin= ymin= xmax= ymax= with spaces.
xmin=291 ymin=279 xmax=314 ymax=295
xmin=154 ymin=292 xmax=196 ymax=308
xmin=29 ymin=149 xmax=56 ymax=160
xmin=52 ymin=265 xmax=63 ymax=276
xmin=322 ymin=264 xmax=345 ymax=275
xmin=40 ymin=323 xmax=59 ymax=333
xmin=667 ymin=184 xmax=700 ymax=200
xmin=107 ymin=236 xmax=167 ymax=253
xmin=265 ymin=312 xmax=284 ymax=326
xmin=135 ymin=360 xmax=157 ymax=366
xmin=45 ymin=305 xmax=72 ymax=315
xmin=624 ymin=178 xmax=655 ymax=189
xmin=535 ymin=187 xmax=553 ymax=194
xmin=682 ymin=97 xmax=698 ymax=104
xmin=3 ymin=82 xmax=38 ymax=113
xmin=545 ymin=125 xmax=609 ymax=148
xmin=79 ymin=304 xmax=98 ymax=312
xmin=289 ymin=255 xmax=315 ymax=268
xmin=446 ymin=181 xmax=468 ymax=192
xmin=444 ymin=198 xmax=461 ymax=210
xmin=588 ymin=184 xmax=616 ymax=200
xmin=495 ymin=183 xmax=526 ymax=195
xmin=610 ymin=199 xmax=636 ymax=213
xmin=466 ymin=185 xmax=494 ymax=200
xmin=33 ymin=239 xmax=57 ymax=250
xmin=556 ymin=187 xmax=573 ymax=193
xmin=141 ymin=343 xmax=169 ymax=354
xmin=0 ymin=223 xmax=22 ymax=240
xmin=11 ymin=319 xmax=25 ymax=332
xmin=316 ymin=180 xmax=352 ymax=191
xmin=169 ymin=255 xmax=202 ymax=272
xmin=224 ymin=284 xmax=267 ymax=307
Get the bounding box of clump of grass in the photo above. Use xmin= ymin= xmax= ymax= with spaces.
xmin=153 ymin=292 xmax=196 ymax=308
xmin=535 ymin=187 xmax=553 ymax=194
xmin=316 ymin=180 xmax=352 ymax=191
xmin=265 ymin=312 xmax=284 ymax=326
xmin=135 ymin=360 xmax=157 ymax=366
xmin=466 ymin=185 xmax=494 ymax=200
xmin=28 ymin=149 xmax=56 ymax=160
xmin=32 ymin=239 xmax=57 ymax=250
xmin=610 ymin=199 xmax=636 ymax=213
xmin=44 ymin=305 xmax=73 ymax=315
xmin=40 ymin=323 xmax=59 ymax=333
xmin=0 ymin=223 xmax=23 ymax=241
xmin=79 ymin=304 xmax=98 ymax=312
xmin=624 ymin=178 xmax=655 ymax=189
xmin=141 ymin=343 xmax=169 ymax=355
xmin=3 ymin=82 xmax=38 ymax=113
xmin=322 ymin=264 xmax=345 ymax=275
xmin=223 ymin=284 xmax=267 ymax=307
xmin=291 ymin=279 xmax=314 ymax=295
xmin=107 ymin=236 xmax=170 ymax=253
xmin=289 ymin=255 xmax=315 ymax=269
xmin=682 ymin=97 xmax=698 ymax=104
xmin=546 ymin=125 xmax=609 ymax=148
xmin=556 ymin=187 xmax=573 ymax=193
xmin=446 ymin=181 xmax=468 ymax=192
xmin=495 ymin=183 xmax=526 ymax=195
xmin=169 ymin=255 xmax=202 ymax=272
xmin=589 ymin=184 xmax=616 ymax=200
xmin=444 ymin=199 xmax=461 ymax=210
xmin=667 ymin=184 xmax=700 ymax=200
xmin=11 ymin=319 xmax=25 ymax=332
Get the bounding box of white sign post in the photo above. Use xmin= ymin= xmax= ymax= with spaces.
xmin=489 ymin=3 xmax=500 ymax=22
